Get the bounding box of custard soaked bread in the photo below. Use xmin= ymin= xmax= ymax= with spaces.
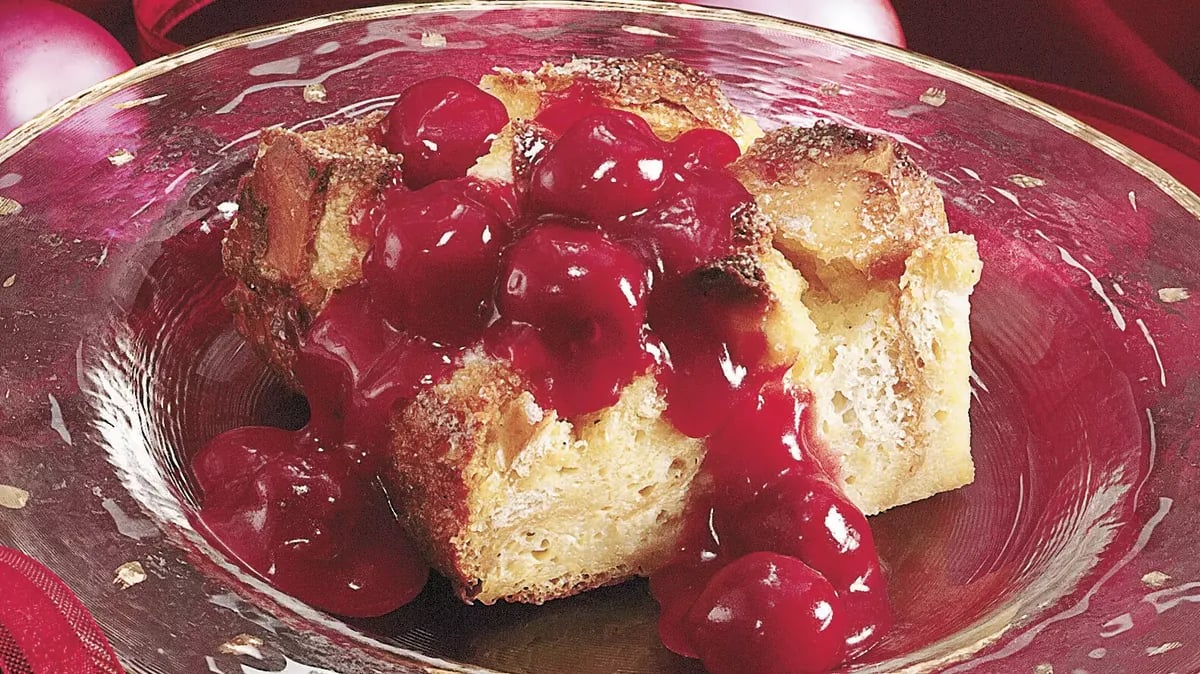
xmin=223 ymin=55 xmax=981 ymax=605
xmin=731 ymin=123 xmax=980 ymax=516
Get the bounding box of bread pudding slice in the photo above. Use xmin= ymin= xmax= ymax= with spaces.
xmin=731 ymin=123 xmax=980 ymax=515
xmin=221 ymin=55 xmax=981 ymax=605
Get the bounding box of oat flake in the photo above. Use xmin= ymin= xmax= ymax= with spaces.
xmin=1157 ymin=287 xmax=1190 ymax=303
xmin=919 ymin=87 xmax=947 ymax=107
xmin=1008 ymin=174 xmax=1045 ymax=188
xmin=302 ymin=83 xmax=327 ymax=103
xmin=219 ymin=634 xmax=265 ymax=659
xmin=107 ymin=149 xmax=135 ymax=166
xmin=620 ymin=25 xmax=675 ymax=38
xmin=0 ymin=485 xmax=30 ymax=509
xmin=113 ymin=561 xmax=147 ymax=589
xmin=818 ymin=82 xmax=841 ymax=97
xmin=1141 ymin=570 xmax=1172 ymax=588
xmin=113 ymin=94 xmax=167 ymax=110
xmin=0 ymin=196 xmax=21 ymax=216
xmin=1146 ymin=641 xmax=1182 ymax=656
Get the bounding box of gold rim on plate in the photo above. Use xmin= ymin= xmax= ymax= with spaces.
xmin=0 ymin=0 xmax=1197 ymax=222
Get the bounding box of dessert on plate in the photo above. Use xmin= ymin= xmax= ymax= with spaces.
xmin=194 ymin=54 xmax=981 ymax=673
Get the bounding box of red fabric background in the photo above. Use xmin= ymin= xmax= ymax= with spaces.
xmin=892 ymin=0 xmax=1200 ymax=190
xmin=892 ymin=0 xmax=1200 ymax=138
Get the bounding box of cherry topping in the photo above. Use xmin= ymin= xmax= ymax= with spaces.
xmin=615 ymin=167 xmax=751 ymax=277
xmin=382 ymin=76 xmax=509 ymax=189
xmin=650 ymin=378 xmax=891 ymax=667
xmin=534 ymin=86 xmax=616 ymax=138
xmin=670 ymin=127 xmax=742 ymax=171
xmin=648 ymin=561 xmax=718 ymax=658
xmin=528 ymin=110 xmax=669 ymax=223
xmin=685 ymin=552 xmax=848 ymax=674
xmin=363 ymin=178 xmax=512 ymax=345
xmin=200 ymin=83 xmax=894 ymax=663
xmin=727 ymin=474 xmax=892 ymax=656
xmin=191 ymin=426 xmax=429 ymax=617
xmin=296 ymin=285 xmax=457 ymax=471
xmin=705 ymin=380 xmax=820 ymax=497
xmin=651 ymin=274 xmax=774 ymax=439
xmin=488 ymin=223 xmax=652 ymax=418
xmin=295 ymin=284 xmax=395 ymax=422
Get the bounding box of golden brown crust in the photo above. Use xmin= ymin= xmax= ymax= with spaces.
xmin=388 ymin=358 xmax=525 ymax=601
xmin=734 ymin=123 xmax=980 ymax=515
xmin=391 ymin=358 xmax=699 ymax=605
xmin=222 ymin=112 xmax=399 ymax=381
xmin=223 ymin=281 xmax=312 ymax=385
xmin=548 ymin=54 xmax=744 ymax=136
xmin=731 ymin=121 xmax=945 ymax=283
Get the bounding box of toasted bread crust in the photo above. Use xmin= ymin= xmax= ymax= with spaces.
xmin=732 ymin=123 xmax=981 ymax=515
xmin=482 ymin=54 xmax=762 ymax=150
xmin=222 ymin=112 xmax=399 ymax=381
xmin=392 ymin=357 xmax=707 ymax=604
xmin=731 ymin=121 xmax=945 ymax=282
xmin=388 ymin=357 xmax=521 ymax=601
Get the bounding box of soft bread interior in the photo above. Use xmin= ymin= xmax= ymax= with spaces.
xmin=394 ymin=363 xmax=705 ymax=603
xmin=732 ymin=124 xmax=982 ymax=515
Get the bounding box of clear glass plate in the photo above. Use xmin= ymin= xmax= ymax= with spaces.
xmin=0 ymin=2 xmax=1197 ymax=673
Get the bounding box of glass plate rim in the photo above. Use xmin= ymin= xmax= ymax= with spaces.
xmin=0 ymin=0 xmax=1197 ymax=223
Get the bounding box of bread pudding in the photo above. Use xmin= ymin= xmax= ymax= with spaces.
xmin=197 ymin=54 xmax=981 ymax=673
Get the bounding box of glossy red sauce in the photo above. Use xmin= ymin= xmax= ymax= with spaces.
xmin=192 ymin=78 xmax=891 ymax=670
xmin=381 ymin=76 xmax=509 ymax=189
xmin=651 ymin=380 xmax=891 ymax=673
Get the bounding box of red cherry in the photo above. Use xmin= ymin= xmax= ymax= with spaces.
xmin=191 ymin=426 xmax=430 ymax=617
xmin=191 ymin=426 xmax=290 ymax=498
xmin=670 ymin=127 xmax=741 ymax=170
xmin=726 ymin=473 xmax=892 ymax=656
xmin=527 ymin=110 xmax=669 ymax=222
xmin=363 ymin=178 xmax=511 ymax=344
xmin=534 ymin=86 xmax=615 ymax=137
xmin=734 ymin=476 xmax=879 ymax=584
xmin=649 ymin=561 xmax=719 ymax=658
xmin=262 ymin=481 xmax=430 ymax=618
xmin=685 ymin=552 xmax=848 ymax=674
xmin=193 ymin=430 xmax=361 ymax=569
xmin=382 ymin=76 xmax=509 ymax=188
xmin=488 ymin=223 xmax=652 ymax=417
xmin=616 ymin=166 xmax=750 ymax=277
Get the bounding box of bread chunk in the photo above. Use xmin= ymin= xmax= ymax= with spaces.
xmin=223 ymin=56 xmax=981 ymax=604
xmin=223 ymin=112 xmax=399 ymax=381
xmin=391 ymin=359 xmax=704 ymax=603
xmin=731 ymin=124 xmax=981 ymax=515
xmin=482 ymin=54 xmax=763 ymax=149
